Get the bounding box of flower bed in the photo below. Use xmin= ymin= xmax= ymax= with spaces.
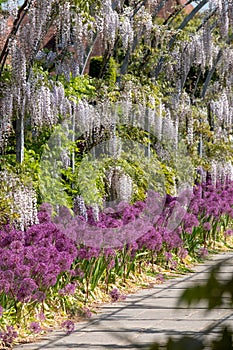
xmin=0 ymin=180 xmax=233 ymax=347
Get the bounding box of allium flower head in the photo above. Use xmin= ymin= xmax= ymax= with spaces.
xmin=29 ymin=322 xmax=41 ymax=333
xmin=198 ymin=247 xmax=209 ymax=258
xmin=0 ymin=305 xmax=3 ymax=317
xmin=9 ymin=240 xmax=24 ymax=253
xmin=81 ymin=307 xmax=92 ymax=319
xmin=62 ymin=320 xmax=75 ymax=335
xmin=109 ymin=288 xmax=126 ymax=302
xmin=37 ymin=312 xmax=46 ymax=321
xmin=32 ymin=291 xmax=46 ymax=303
xmin=177 ymin=247 xmax=188 ymax=259
xmin=0 ymin=325 xmax=18 ymax=345
xmin=59 ymin=283 xmax=76 ymax=296
xmin=203 ymin=222 xmax=211 ymax=231
xmin=224 ymin=229 xmax=233 ymax=236
xmin=156 ymin=274 xmax=164 ymax=283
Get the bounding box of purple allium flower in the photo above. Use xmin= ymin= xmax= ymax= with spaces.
xmin=0 ymin=219 xmax=77 ymax=309
xmin=165 ymin=252 xmax=172 ymax=262
xmin=66 ymin=244 xmax=78 ymax=259
xmin=32 ymin=291 xmax=46 ymax=303
xmin=160 ymin=228 xmax=182 ymax=250
xmin=109 ymin=288 xmax=126 ymax=302
xmin=86 ymin=248 xmax=100 ymax=260
xmin=111 ymin=218 xmax=123 ymax=228
xmin=170 ymin=259 xmax=178 ymax=269
xmin=198 ymin=247 xmax=209 ymax=258
xmin=108 ymin=259 xmax=115 ymax=269
xmin=75 ymin=267 xmax=84 ymax=278
xmin=0 ymin=305 xmax=3 ymax=317
xmin=220 ymin=201 xmax=231 ymax=214
xmin=81 ymin=307 xmax=92 ymax=319
xmin=207 ymin=205 xmax=220 ymax=217
xmin=37 ymin=312 xmax=46 ymax=321
xmin=156 ymin=273 xmax=164 ymax=283
xmin=0 ymin=279 xmax=10 ymax=293
xmin=177 ymin=247 xmax=188 ymax=259
xmin=103 ymin=248 xmax=116 ymax=258
xmin=175 ymin=227 xmax=182 ymax=235
xmin=203 ymin=222 xmax=211 ymax=231
xmin=224 ymin=229 xmax=233 ymax=236
xmin=57 ymin=253 xmax=73 ymax=270
xmin=42 ymin=274 xmax=57 ymax=288
xmin=96 ymin=221 xmax=107 ymax=228
xmin=33 ymin=262 xmax=48 ymax=276
xmin=0 ymin=326 xmax=18 ymax=345
xmin=17 ymin=278 xmax=38 ymax=302
xmin=142 ymin=227 xmax=163 ymax=252
xmin=29 ymin=322 xmax=41 ymax=333
xmin=183 ymin=213 xmax=199 ymax=230
xmin=116 ymin=201 xmax=130 ymax=214
xmin=9 ymin=240 xmax=24 ymax=253
xmin=15 ymin=265 xmax=31 ymax=278
xmin=133 ymin=200 xmax=146 ymax=212
xmin=165 ymin=194 xmax=176 ymax=205
xmin=36 ymin=247 xmax=50 ymax=262
xmin=76 ymin=248 xmax=87 ymax=260
xmin=59 ymin=283 xmax=76 ymax=296
xmin=62 ymin=320 xmax=75 ymax=335
xmin=3 ymin=270 xmax=14 ymax=283
xmin=109 ymin=288 xmax=120 ymax=302
xmin=39 ymin=202 xmax=53 ymax=217
xmin=103 ymin=207 xmax=115 ymax=215
xmin=122 ymin=210 xmax=135 ymax=224
xmin=189 ymin=202 xmax=199 ymax=215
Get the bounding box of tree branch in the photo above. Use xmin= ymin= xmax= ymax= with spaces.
xmin=154 ymin=0 xmax=209 ymax=78
xmin=201 ymin=32 xmax=233 ymax=98
xmin=165 ymin=0 xmax=194 ymax=27
xmin=0 ymin=0 xmax=32 ymax=77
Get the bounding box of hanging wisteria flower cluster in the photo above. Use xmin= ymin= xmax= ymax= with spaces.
xmin=119 ymin=9 xmax=134 ymax=51
xmin=0 ymin=171 xmax=38 ymax=230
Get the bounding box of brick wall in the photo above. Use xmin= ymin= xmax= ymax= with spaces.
xmin=157 ymin=0 xmax=193 ymax=18
xmin=0 ymin=1 xmax=194 ymax=72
